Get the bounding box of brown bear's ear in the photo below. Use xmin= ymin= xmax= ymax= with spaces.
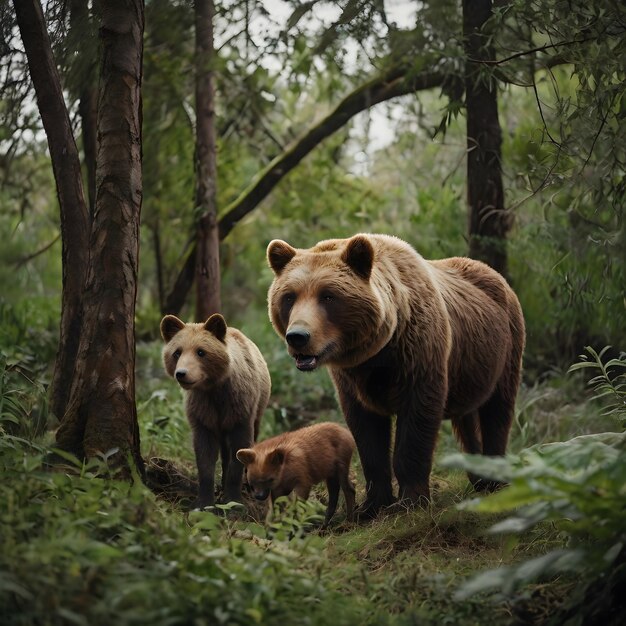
xmin=267 ymin=447 xmax=285 ymax=467
xmin=267 ymin=240 xmax=297 ymax=275
xmin=204 ymin=313 xmax=227 ymax=342
xmin=160 ymin=315 xmax=185 ymax=342
xmin=342 ymin=235 xmax=374 ymax=280
xmin=236 ymin=449 xmax=256 ymax=466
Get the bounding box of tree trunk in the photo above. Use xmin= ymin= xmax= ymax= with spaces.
xmin=152 ymin=220 xmax=165 ymax=312
xmin=463 ymin=0 xmax=509 ymax=277
xmin=56 ymin=0 xmax=145 ymax=474
xmin=194 ymin=0 xmax=221 ymax=321
xmin=69 ymin=0 xmax=98 ymax=216
xmin=78 ymin=87 xmax=98 ymax=216
xmin=13 ymin=0 xmax=90 ymax=422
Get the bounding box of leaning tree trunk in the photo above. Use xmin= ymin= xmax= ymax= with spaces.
xmin=194 ymin=0 xmax=221 ymax=321
xmin=56 ymin=0 xmax=145 ymax=473
xmin=463 ymin=0 xmax=510 ymax=277
xmin=13 ymin=0 xmax=90 ymax=422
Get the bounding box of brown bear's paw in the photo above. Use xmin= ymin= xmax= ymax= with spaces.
xmin=191 ymin=497 xmax=216 ymax=511
xmin=398 ymin=484 xmax=431 ymax=508
xmin=354 ymin=495 xmax=397 ymax=522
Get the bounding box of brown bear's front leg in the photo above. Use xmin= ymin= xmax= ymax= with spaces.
xmin=192 ymin=423 xmax=219 ymax=509
xmin=393 ymin=383 xmax=445 ymax=506
xmin=336 ymin=392 xmax=395 ymax=519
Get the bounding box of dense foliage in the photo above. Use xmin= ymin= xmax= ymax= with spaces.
xmin=1 ymin=0 xmax=625 ymax=624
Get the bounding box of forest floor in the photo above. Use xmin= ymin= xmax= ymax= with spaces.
xmin=1 ymin=340 xmax=622 ymax=625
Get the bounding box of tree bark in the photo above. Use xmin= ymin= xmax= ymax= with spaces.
xmin=56 ymin=0 xmax=145 ymax=474
xmin=13 ymin=0 xmax=90 ymax=422
xmin=463 ymin=0 xmax=509 ymax=277
xmin=194 ymin=0 xmax=221 ymax=321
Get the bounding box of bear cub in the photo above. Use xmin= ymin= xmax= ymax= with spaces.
xmin=236 ymin=422 xmax=356 ymax=527
xmin=161 ymin=313 xmax=271 ymax=509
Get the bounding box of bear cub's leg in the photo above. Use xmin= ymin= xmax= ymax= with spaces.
xmin=221 ymin=422 xmax=254 ymax=504
xmin=192 ymin=423 xmax=219 ymax=509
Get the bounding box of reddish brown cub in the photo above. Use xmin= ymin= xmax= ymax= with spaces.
xmin=161 ymin=314 xmax=271 ymax=509
xmin=236 ymin=422 xmax=356 ymax=527
xmin=267 ymin=233 xmax=525 ymax=519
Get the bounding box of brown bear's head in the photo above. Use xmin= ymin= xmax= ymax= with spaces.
xmin=160 ymin=314 xmax=230 ymax=390
xmin=236 ymin=447 xmax=285 ymax=501
xmin=266 ymin=234 xmax=394 ymax=370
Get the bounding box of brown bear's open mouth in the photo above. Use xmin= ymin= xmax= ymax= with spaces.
xmin=294 ymin=354 xmax=318 ymax=371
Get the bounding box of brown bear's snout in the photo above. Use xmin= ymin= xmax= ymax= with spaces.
xmin=175 ymin=369 xmax=188 ymax=381
xmin=285 ymin=327 xmax=311 ymax=349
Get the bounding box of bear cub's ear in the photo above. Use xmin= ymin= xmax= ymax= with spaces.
xmin=204 ymin=313 xmax=227 ymax=342
xmin=342 ymin=235 xmax=374 ymax=280
xmin=267 ymin=240 xmax=297 ymax=275
xmin=160 ymin=315 xmax=185 ymax=342
xmin=267 ymin=448 xmax=285 ymax=467
xmin=236 ymin=449 xmax=256 ymax=466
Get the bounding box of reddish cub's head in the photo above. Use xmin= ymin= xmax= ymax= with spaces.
xmin=160 ymin=314 xmax=230 ymax=390
xmin=236 ymin=447 xmax=285 ymax=501
xmin=267 ymin=234 xmax=385 ymax=371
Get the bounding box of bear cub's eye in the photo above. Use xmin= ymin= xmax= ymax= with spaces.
xmin=196 ymin=349 xmax=206 ymax=357
xmin=173 ymin=349 xmax=181 ymax=360
xmin=283 ymin=293 xmax=296 ymax=305
xmin=320 ymin=291 xmax=335 ymax=302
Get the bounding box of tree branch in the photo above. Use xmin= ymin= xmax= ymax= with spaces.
xmin=163 ymin=52 xmax=572 ymax=315
xmin=14 ymin=234 xmax=61 ymax=268
xmin=217 ymin=65 xmax=443 ymax=239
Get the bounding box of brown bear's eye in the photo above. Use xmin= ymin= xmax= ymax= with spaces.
xmin=283 ymin=293 xmax=296 ymax=306
xmin=173 ymin=349 xmax=181 ymax=360
xmin=320 ymin=291 xmax=334 ymax=302
xmin=196 ymin=349 xmax=206 ymax=357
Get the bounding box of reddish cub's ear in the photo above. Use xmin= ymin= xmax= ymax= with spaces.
xmin=160 ymin=315 xmax=185 ymax=342
xmin=267 ymin=448 xmax=285 ymax=467
xmin=204 ymin=314 xmax=227 ymax=342
xmin=267 ymin=240 xmax=297 ymax=275
xmin=342 ymin=235 xmax=374 ymax=280
xmin=236 ymin=449 xmax=256 ymax=466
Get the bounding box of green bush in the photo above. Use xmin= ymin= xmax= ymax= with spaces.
xmin=0 ymin=430 xmax=368 ymax=626
xmin=443 ymin=348 xmax=626 ymax=625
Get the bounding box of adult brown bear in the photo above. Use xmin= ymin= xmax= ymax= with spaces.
xmin=266 ymin=234 xmax=525 ymax=518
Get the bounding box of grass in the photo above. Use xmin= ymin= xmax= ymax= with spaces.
xmin=1 ymin=339 xmax=623 ymax=625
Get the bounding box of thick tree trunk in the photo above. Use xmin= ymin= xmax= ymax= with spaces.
xmin=194 ymin=0 xmax=221 ymax=321
xmin=463 ymin=0 xmax=509 ymax=277
xmin=13 ymin=0 xmax=90 ymax=422
xmin=56 ymin=0 xmax=145 ymax=474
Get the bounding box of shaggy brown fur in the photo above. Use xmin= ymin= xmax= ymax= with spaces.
xmin=236 ymin=422 xmax=356 ymax=527
xmin=161 ymin=314 xmax=271 ymax=508
xmin=267 ymin=233 xmax=525 ymax=518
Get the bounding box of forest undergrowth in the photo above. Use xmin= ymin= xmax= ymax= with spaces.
xmin=1 ymin=329 xmax=624 ymax=625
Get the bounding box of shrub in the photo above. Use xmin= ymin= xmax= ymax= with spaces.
xmin=443 ymin=347 xmax=626 ymax=625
